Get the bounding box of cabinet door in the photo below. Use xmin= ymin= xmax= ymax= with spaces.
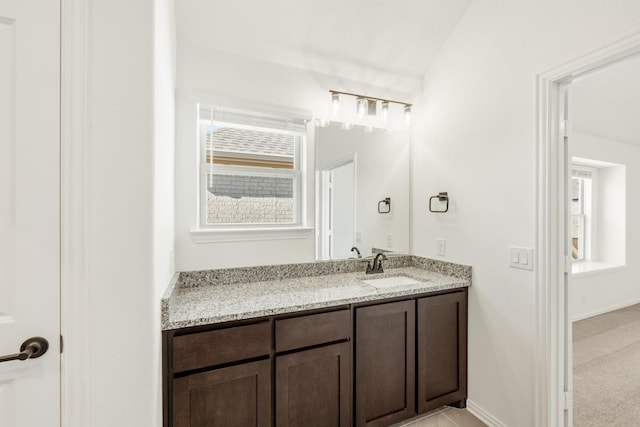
xmin=173 ymin=359 xmax=271 ymax=427
xmin=276 ymin=342 xmax=351 ymax=426
xmin=417 ymin=291 xmax=467 ymax=413
xmin=355 ymin=300 xmax=415 ymax=427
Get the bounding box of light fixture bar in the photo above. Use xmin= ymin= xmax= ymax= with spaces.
xmin=329 ymin=90 xmax=412 ymax=108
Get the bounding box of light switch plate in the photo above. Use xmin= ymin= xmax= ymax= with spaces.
xmin=509 ymin=246 xmax=533 ymax=270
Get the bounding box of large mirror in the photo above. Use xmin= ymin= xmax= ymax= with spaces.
xmin=316 ymin=123 xmax=410 ymax=260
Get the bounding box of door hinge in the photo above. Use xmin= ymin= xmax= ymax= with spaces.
xmin=564 ymin=391 xmax=573 ymax=410
xmin=563 ymin=119 xmax=573 ymax=138
xmin=564 ymin=255 xmax=572 ymax=274
xmin=60 ymin=335 xmax=63 ymax=354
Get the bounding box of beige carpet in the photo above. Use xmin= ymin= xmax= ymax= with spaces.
xmin=573 ymin=304 xmax=640 ymax=426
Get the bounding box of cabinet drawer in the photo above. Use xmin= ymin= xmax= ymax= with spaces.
xmin=173 ymin=322 xmax=270 ymax=373
xmin=275 ymin=309 xmax=350 ymax=352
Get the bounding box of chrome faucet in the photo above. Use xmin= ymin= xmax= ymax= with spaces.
xmin=365 ymin=252 xmax=388 ymax=274
xmin=350 ymin=246 xmax=362 ymax=258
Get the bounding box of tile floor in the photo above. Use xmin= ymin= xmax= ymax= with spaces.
xmin=391 ymin=407 xmax=487 ymax=427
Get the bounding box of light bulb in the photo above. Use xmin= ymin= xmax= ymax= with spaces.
xmin=356 ymin=97 xmax=367 ymax=118
xmin=331 ymin=93 xmax=340 ymax=116
xmin=381 ymin=101 xmax=390 ymax=122
xmin=404 ymin=105 xmax=412 ymax=124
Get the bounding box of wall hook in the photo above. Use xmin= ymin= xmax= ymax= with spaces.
xmin=378 ymin=197 xmax=391 ymax=214
xmin=429 ymin=192 xmax=449 ymax=213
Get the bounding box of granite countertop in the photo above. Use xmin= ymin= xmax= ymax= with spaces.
xmin=162 ymin=256 xmax=471 ymax=331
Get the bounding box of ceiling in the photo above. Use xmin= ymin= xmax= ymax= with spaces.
xmin=175 ymin=0 xmax=473 ymax=94
xmin=571 ymin=53 xmax=640 ymax=146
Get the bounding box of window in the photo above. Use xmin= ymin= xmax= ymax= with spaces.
xmin=570 ymin=167 xmax=594 ymax=261
xmin=198 ymin=105 xmax=308 ymax=228
xmin=570 ymin=157 xmax=626 ymax=274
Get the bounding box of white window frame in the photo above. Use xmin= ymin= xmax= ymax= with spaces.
xmin=194 ymin=105 xmax=312 ymax=239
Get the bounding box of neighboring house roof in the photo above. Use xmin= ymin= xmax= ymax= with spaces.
xmin=207 ymin=126 xmax=294 ymax=159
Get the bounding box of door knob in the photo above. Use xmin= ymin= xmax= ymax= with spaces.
xmin=0 ymin=337 xmax=49 ymax=363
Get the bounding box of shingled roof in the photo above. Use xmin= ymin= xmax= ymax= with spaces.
xmin=207 ymin=126 xmax=294 ymax=159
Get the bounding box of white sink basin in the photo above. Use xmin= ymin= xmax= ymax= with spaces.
xmin=361 ymin=275 xmax=421 ymax=289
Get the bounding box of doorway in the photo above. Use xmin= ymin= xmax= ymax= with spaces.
xmin=537 ymin=34 xmax=640 ymax=427
xmin=319 ymin=157 xmax=356 ymax=260
xmin=568 ymin=53 xmax=640 ymax=426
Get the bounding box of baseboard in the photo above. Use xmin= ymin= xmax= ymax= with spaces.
xmin=571 ymin=297 xmax=640 ymax=322
xmin=466 ymin=399 xmax=508 ymax=427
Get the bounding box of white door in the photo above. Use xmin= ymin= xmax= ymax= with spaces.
xmin=0 ymin=1 xmax=61 ymax=426
xmin=329 ymin=161 xmax=355 ymax=259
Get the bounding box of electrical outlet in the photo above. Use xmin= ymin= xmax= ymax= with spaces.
xmin=386 ymin=233 xmax=393 ymax=248
xmin=355 ymin=231 xmax=362 ymax=243
xmin=436 ymin=239 xmax=446 ymax=256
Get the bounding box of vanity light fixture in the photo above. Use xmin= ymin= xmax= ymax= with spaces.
xmin=329 ymin=90 xmax=412 ymax=126
xmin=331 ymin=92 xmax=340 ymax=116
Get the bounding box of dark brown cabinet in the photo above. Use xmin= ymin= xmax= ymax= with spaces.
xmin=173 ymin=359 xmax=271 ymax=427
xmin=417 ymin=291 xmax=468 ymax=413
xmin=165 ymin=321 xmax=273 ymax=427
xmin=163 ymin=289 xmax=467 ymax=427
xmin=355 ymin=300 xmax=416 ymax=427
xmin=276 ymin=342 xmax=351 ymax=426
xmin=274 ymin=309 xmax=352 ymax=426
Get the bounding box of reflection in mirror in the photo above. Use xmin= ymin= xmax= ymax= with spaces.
xmin=316 ymin=123 xmax=410 ymax=260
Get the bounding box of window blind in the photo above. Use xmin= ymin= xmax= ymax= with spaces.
xmin=572 ymin=169 xmax=593 ymax=179
xmin=198 ymin=104 xmax=309 ymax=133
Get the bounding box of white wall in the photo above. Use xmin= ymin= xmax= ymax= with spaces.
xmin=570 ymin=132 xmax=640 ymax=320
xmin=174 ymin=39 xmax=411 ymax=271
xmin=85 ymin=0 xmax=174 ymax=426
xmin=597 ymin=165 xmax=626 ymax=265
xmin=409 ymin=0 xmax=640 ymax=425
xmin=317 ymin=124 xmax=411 ymax=257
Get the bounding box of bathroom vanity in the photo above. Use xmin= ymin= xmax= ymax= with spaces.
xmin=162 ymin=256 xmax=470 ymax=427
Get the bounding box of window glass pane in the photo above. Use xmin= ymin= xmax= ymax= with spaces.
xmin=570 ymin=172 xmax=590 ymax=260
xmin=206 ymin=173 xmax=294 ymax=224
xmin=571 ymin=214 xmax=585 ymax=260
xmin=206 ymin=124 xmax=295 ymax=169
xmin=571 ymin=177 xmax=584 ymax=214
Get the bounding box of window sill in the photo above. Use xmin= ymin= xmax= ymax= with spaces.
xmin=571 ymin=261 xmax=626 ymax=278
xmin=190 ymin=226 xmax=314 ymax=243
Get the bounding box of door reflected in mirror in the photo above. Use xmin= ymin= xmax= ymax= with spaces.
xmin=316 ymin=123 xmax=410 ymax=260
